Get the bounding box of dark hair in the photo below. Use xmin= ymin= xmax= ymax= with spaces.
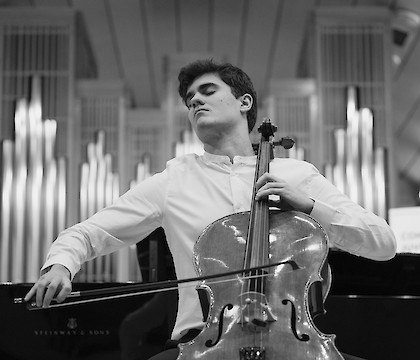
xmin=178 ymin=59 xmax=257 ymax=132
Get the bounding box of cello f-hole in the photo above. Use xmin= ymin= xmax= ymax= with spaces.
xmin=204 ymin=303 xmax=233 ymax=348
xmin=282 ymin=299 xmax=310 ymax=342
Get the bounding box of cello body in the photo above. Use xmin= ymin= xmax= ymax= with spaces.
xmin=178 ymin=210 xmax=344 ymax=360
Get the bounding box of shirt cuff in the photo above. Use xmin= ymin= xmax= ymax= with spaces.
xmin=309 ymin=199 xmax=337 ymax=234
xmin=41 ymin=256 xmax=79 ymax=280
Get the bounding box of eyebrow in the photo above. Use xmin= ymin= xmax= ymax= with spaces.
xmin=185 ymin=82 xmax=217 ymax=103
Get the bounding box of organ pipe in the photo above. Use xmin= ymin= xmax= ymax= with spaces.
xmin=325 ymin=86 xmax=388 ymax=217
xmin=0 ymin=140 xmax=13 ymax=280
xmin=78 ymin=130 xmax=121 ymax=282
xmin=130 ymin=153 xmax=152 ymax=189
xmin=333 ymin=129 xmax=346 ymax=194
xmin=0 ymin=76 xmax=145 ymax=283
xmin=175 ymin=129 xmax=204 ymax=157
xmin=0 ymin=77 xmax=66 ymax=283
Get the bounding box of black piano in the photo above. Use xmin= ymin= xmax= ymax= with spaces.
xmin=2 ymin=248 xmax=420 ymax=360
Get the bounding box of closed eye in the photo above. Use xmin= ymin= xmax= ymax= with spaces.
xmin=205 ymin=90 xmax=216 ymax=95
xmin=185 ymin=82 xmax=218 ymax=108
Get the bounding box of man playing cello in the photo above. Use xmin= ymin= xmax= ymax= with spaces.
xmin=26 ymin=59 xmax=396 ymax=359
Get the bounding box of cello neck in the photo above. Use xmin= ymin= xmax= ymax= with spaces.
xmin=245 ymin=119 xmax=277 ymax=270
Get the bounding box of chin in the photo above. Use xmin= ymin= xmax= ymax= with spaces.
xmin=195 ymin=119 xmax=216 ymax=133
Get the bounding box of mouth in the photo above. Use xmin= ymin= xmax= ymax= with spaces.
xmin=194 ymin=108 xmax=208 ymax=118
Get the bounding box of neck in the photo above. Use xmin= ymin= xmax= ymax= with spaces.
xmin=203 ymin=134 xmax=255 ymax=162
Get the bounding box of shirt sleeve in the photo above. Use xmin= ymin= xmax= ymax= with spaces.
xmin=307 ymin=164 xmax=397 ymax=261
xmin=41 ymin=170 xmax=168 ymax=279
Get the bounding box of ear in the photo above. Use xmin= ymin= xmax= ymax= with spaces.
xmin=239 ymin=93 xmax=253 ymax=113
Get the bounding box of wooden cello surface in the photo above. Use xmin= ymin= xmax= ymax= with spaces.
xmin=178 ymin=120 xmax=343 ymax=360
xmin=178 ymin=211 xmax=343 ymax=360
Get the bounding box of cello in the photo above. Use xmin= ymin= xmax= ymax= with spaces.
xmin=178 ymin=119 xmax=344 ymax=359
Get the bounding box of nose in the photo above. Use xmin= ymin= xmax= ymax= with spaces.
xmin=190 ymin=93 xmax=204 ymax=109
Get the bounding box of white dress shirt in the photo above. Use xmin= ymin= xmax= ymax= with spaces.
xmin=42 ymin=152 xmax=396 ymax=339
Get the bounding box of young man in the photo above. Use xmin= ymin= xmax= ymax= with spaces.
xmin=26 ymin=59 xmax=396 ymax=360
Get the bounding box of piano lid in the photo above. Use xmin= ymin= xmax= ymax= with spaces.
xmin=2 ymin=282 xmax=177 ymax=360
xmin=327 ymin=250 xmax=420 ymax=296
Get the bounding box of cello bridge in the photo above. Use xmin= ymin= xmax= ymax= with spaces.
xmin=239 ymin=346 xmax=265 ymax=360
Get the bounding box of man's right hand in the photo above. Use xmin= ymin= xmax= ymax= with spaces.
xmin=24 ymin=264 xmax=72 ymax=308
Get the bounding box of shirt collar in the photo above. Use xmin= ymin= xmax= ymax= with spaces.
xmin=202 ymin=151 xmax=256 ymax=165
